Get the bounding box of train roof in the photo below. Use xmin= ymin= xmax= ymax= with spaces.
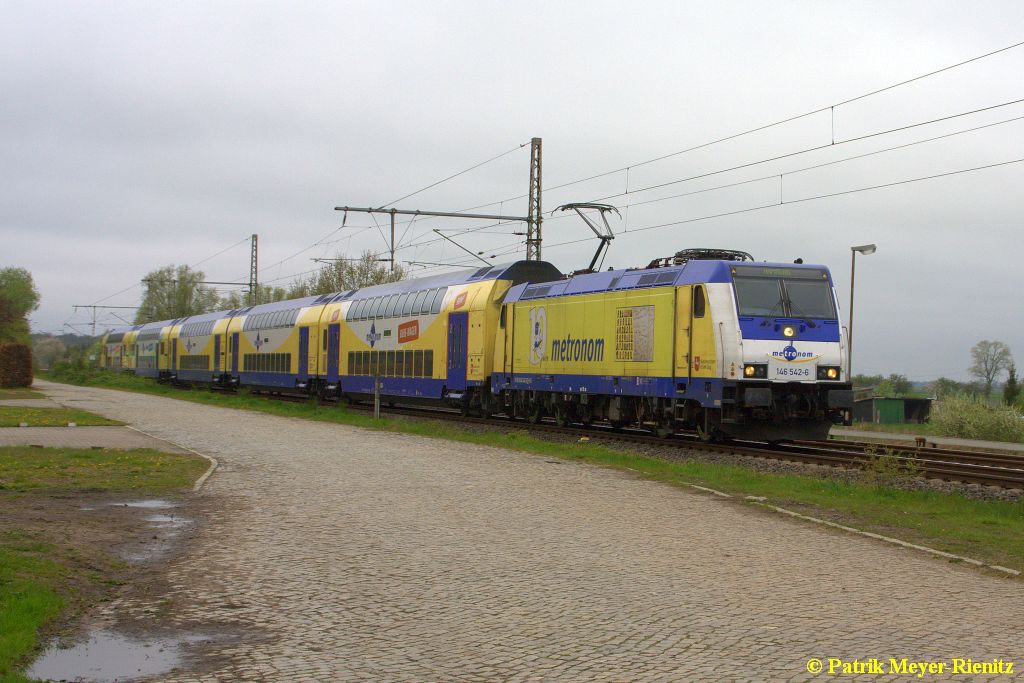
xmin=322 ymin=260 xmax=562 ymax=302
xmin=503 ymin=260 xmax=832 ymax=303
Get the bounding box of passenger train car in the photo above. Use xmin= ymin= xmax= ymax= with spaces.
xmin=98 ymin=250 xmax=853 ymax=441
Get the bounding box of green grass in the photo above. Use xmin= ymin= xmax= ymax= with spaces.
xmin=42 ymin=367 xmax=1024 ymax=572
xmin=0 ymin=447 xmax=208 ymax=493
xmin=0 ymin=388 xmax=44 ymax=400
xmin=0 ymin=533 xmax=65 ymax=683
xmin=0 ymin=407 xmax=122 ymax=428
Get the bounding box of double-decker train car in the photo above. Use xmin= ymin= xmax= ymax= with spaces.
xmin=96 ymin=250 xmax=852 ymax=441
xmin=494 ymin=250 xmax=852 ymax=441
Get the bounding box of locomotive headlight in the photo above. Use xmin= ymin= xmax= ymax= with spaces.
xmin=782 ymin=325 xmax=796 ymax=338
xmin=743 ymin=364 xmax=767 ymax=379
xmin=817 ymin=365 xmax=841 ymax=380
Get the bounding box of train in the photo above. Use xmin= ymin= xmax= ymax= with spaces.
xmin=99 ymin=249 xmax=853 ymax=441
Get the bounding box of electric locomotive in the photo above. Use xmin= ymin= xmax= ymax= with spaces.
xmin=493 ymin=249 xmax=852 ymax=441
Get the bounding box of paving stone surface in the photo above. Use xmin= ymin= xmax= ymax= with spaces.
xmin=35 ymin=381 xmax=1024 ymax=682
xmin=0 ymin=424 xmax=187 ymax=451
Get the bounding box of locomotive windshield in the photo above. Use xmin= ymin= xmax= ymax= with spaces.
xmin=731 ymin=266 xmax=836 ymax=319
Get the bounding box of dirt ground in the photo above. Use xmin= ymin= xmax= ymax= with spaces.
xmin=1 ymin=488 xmax=217 ymax=665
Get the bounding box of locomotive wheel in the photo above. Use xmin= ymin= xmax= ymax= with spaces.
xmin=527 ymin=403 xmax=544 ymax=424
xmin=553 ymin=405 xmax=570 ymax=427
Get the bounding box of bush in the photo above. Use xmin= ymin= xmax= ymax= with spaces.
xmin=0 ymin=343 xmax=33 ymax=387
xmin=930 ymin=394 xmax=1024 ymax=443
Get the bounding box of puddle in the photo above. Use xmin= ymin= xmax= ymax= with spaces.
xmin=27 ymin=630 xmax=208 ymax=682
xmin=111 ymin=499 xmax=177 ymax=509
xmin=145 ymin=514 xmax=189 ymax=529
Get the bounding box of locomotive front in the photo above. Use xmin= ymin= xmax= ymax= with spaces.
xmin=725 ymin=263 xmax=853 ymax=441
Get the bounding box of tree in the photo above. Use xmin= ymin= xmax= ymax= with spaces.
xmin=1005 ymin=364 xmax=1020 ymax=407
xmin=32 ymin=335 xmax=67 ymax=369
xmin=298 ymin=250 xmax=405 ymax=296
xmin=218 ymin=284 xmax=290 ymax=310
xmin=969 ymin=340 xmax=1013 ymax=398
xmin=135 ymin=265 xmax=220 ymax=324
xmin=0 ymin=267 xmax=41 ymax=344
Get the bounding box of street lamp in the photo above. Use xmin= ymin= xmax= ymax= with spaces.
xmin=848 ymin=244 xmax=877 ymax=378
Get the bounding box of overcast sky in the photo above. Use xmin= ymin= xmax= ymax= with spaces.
xmin=3 ymin=1 xmax=1022 ymax=381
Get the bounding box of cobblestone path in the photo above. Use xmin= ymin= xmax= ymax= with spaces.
xmin=39 ymin=382 xmax=1024 ymax=682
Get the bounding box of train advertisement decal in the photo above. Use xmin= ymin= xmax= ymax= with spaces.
xmin=398 ymin=320 xmax=419 ymax=344
xmin=528 ymin=306 xmax=546 ymax=365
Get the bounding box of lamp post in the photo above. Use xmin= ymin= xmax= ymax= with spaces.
xmin=848 ymin=244 xmax=877 ymax=379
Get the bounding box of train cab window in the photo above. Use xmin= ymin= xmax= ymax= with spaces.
xmin=384 ymin=294 xmax=400 ymax=318
xmin=430 ymin=287 xmax=446 ymax=314
xmin=499 ymin=306 xmax=507 ymax=329
xmin=693 ymin=286 xmax=706 ymax=318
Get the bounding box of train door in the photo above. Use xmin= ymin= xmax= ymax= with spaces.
xmin=231 ymin=332 xmax=239 ymax=374
xmin=326 ymin=324 xmax=340 ymax=382
xmin=298 ymin=327 xmax=309 ymax=382
xmin=688 ymin=285 xmax=718 ymax=379
xmin=447 ymin=312 xmax=468 ymax=390
xmin=213 ymin=335 xmax=221 ymax=372
xmin=675 ymin=286 xmax=692 ymax=381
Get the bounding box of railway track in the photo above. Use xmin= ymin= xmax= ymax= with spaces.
xmin=242 ymin=389 xmax=1024 ymax=490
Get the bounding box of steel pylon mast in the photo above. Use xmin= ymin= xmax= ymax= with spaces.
xmin=526 ymin=137 xmax=543 ymax=261
xmin=249 ymin=234 xmax=258 ymax=305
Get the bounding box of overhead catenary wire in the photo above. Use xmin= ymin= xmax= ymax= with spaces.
xmin=456 ymin=38 xmax=1024 ymax=213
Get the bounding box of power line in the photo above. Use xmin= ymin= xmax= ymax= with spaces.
xmin=532 ymin=156 xmax=1024 ymax=255
xmin=588 ymin=110 xmax=1024 ymax=208
xmin=458 ymin=38 xmax=1024 ymax=212
xmin=374 ymin=141 xmax=530 ymax=208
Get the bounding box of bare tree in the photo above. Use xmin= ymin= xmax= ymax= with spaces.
xmin=135 ymin=265 xmax=220 ymax=324
xmin=969 ymin=340 xmax=1013 ymax=398
xmin=301 ymin=250 xmax=405 ymax=296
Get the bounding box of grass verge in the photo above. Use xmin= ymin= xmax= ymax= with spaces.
xmin=0 ymin=407 xmax=122 ymax=428
xmin=0 ymin=388 xmax=44 ymax=400
xmin=0 ymin=445 xmax=206 ymax=681
xmin=43 ymin=368 xmax=1024 ymax=573
xmin=0 ymin=446 xmax=208 ymax=493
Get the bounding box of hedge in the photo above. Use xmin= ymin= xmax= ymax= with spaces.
xmin=0 ymin=342 xmax=33 ymax=387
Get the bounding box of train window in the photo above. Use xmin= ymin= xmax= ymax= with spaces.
xmin=430 ymin=288 xmax=446 ymax=314
xmin=384 ymin=294 xmax=400 ymax=318
xmin=394 ymin=351 xmax=405 ymax=376
xmin=401 ymin=292 xmax=415 ymax=316
xmin=783 ymin=279 xmax=836 ymax=319
xmin=403 ymin=351 xmax=414 ymax=377
xmin=413 ymin=350 xmax=424 ymax=377
xmin=499 ymin=306 xmax=506 ymax=329
xmin=411 ymin=290 xmax=428 ymax=315
xmin=385 ymin=351 xmax=395 ymax=376
xmin=693 ymin=286 xmax=706 ymax=318
xmin=373 ymin=296 xmax=387 ymax=319
xmin=424 ymin=350 xmax=433 ymax=377
xmin=733 ymin=277 xmax=785 ymax=317
xmin=395 ymin=292 xmax=410 ymax=317
xmin=322 ymin=334 xmax=327 ymax=351
xmin=345 ymin=303 xmax=355 ymax=321
xmin=355 ymin=299 xmax=369 ymax=320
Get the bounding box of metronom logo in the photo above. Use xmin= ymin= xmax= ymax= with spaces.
xmin=550 ymin=335 xmax=605 ymax=362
